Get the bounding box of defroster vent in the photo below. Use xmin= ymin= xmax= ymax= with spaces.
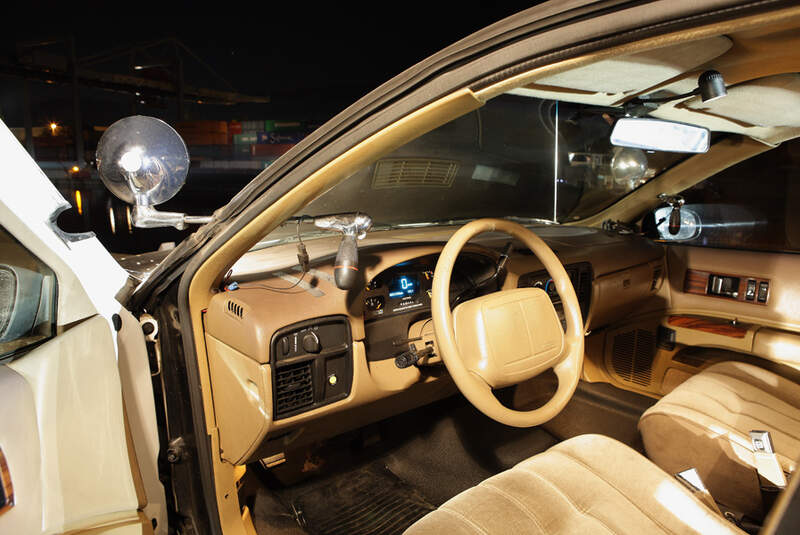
xmin=611 ymin=329 xmax=656 ymax=387
xmin=275 ymin=361 xmax=314 ymax=414
xmin=372 ymin=158 xmax=458 ymax=189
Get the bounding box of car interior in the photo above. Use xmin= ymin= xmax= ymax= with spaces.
xmin=175 ymin=6 xmax=800 ymax=535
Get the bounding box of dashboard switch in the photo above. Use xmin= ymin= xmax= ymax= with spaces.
xmin=280 ymin=337 xmax=290 ymax=356
xmin=745 ymin=280 xmax=757 ymax=301
xmin=757 ymin=282 xmax=769 ymax=303
xmin=302 ymin=331 xmax=321 ymax=353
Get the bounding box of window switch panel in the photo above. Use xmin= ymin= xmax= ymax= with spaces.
xmin=757 ymin=281 xmax=769 ymax=303
xmin=745 ymin=279 xmax=757 ymax=301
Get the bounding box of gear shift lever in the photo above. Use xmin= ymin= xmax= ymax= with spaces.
xmin=314 ymin=213 xmax=372 ymax=290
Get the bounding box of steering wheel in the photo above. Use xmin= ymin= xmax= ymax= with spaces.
xmin=431 ymin=219 xmax=584 ymax=427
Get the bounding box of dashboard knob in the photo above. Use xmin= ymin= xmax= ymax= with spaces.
xmin=302 ymin=331 xmax=321 ymax=354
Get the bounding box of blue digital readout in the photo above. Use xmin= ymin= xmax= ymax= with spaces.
xmin=388 ymin=275 xmax=419 ymax=299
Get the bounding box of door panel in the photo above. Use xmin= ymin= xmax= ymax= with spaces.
xmin=584 ymin=244 xmax=800 ymax=397
xmin=667 ymin=245 xmax=800 ymax=332
xmin=2 ymin=315 xmax=140 ymax=533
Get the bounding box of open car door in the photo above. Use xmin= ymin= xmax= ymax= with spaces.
xmin=0 ymin=121 xmax=163 ymax=534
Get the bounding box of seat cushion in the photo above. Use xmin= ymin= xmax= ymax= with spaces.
xmin=639 ymin=361 xmax=800 ymax=518
xmin=405 ymin=434 xmax=741 ymax=535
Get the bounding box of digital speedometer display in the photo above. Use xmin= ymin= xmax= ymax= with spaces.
xmin=388 ymin=274 xmax=419 ymax=298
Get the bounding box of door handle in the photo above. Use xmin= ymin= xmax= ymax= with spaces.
xmin=0 ymin=446 xmax=13 ymax=515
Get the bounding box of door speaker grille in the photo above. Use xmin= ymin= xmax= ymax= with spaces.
xmin=611 ymin=329 xmax=656 ymax=386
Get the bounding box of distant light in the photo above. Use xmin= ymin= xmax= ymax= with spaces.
xmin=133 ymin=65 xmax=144 ymax=70
xmin=108 ymin=206 xmax=116 ymax=234
xmin=74 ymin=190 xmax=83 ymax=215
xmin=125 ymin=206 xmax=133 ymax=233
xmin=71 ymin=165 xmax=79 ymax=173
xmin=135 ymin=91 xmax=141 ymax=96
xmin=196 ymin=100 xmax=204 ymax=104
xmin=49 ymin=122 xmax=58 ymax=134
xmin=139 ymin=100 xmax=146 ymax=104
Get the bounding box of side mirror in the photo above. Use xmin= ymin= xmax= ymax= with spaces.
xmin=611 ymin=117 xmax=710 ymax=153
xmin=96 ymin=116 xmax=211 ymax=229
xmin=651 ymin=204 xmax=702 ymax=241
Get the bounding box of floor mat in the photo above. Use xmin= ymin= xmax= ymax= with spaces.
xmin=289 ymin=463 xmax=435 ymax=535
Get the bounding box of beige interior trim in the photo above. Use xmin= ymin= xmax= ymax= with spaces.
xmin=753 ymin=328 xmax=800 ymax=371
xmin=474 ymin=6 xmax=800 ymax=103
xmin=481 ymin=7 xmax=800 ymax=145
xmin=187 ymin=88 xmax=482 ymax=534
xmin=577 ymin=136 xmax=771 ymax=227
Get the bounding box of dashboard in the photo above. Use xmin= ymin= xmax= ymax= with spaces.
xmin=203 ymin=225 xmax=666 ymax=465
xmin=362 ymin=252 xmax=499 ymax=362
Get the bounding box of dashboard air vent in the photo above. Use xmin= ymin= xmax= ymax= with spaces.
xmin=372 ymin=158 xmax=458 ymax=189
xmin=226 ymin=300 xmax=244 ymax=319
xmin=275 ymin=361 xmax=314 ymax=415
xmin=611 ymin=329 xmax=655 ymax=387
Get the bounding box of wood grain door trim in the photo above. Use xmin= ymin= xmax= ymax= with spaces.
xmin=668 ymin=315 xmax=748 ymax=338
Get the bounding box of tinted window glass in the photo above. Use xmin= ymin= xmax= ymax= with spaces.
xmin=652 ymin=138 xmax=800 ymax=253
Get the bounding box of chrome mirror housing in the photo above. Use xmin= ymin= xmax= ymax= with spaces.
xmin=96 ymin=116 xmax=211 ymax=230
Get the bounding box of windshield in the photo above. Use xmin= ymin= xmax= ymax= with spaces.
xmin=259 ymin=93 xmax=690 ymax=245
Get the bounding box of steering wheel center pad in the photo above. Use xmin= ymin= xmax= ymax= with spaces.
xmin=453 ymin=287 xmax=564 ymax=389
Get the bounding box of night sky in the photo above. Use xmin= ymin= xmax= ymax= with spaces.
xmin=2 ymin=2 xmax=542 ymax=126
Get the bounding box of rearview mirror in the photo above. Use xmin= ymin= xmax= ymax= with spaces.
xmin=611 ymin=118 xmax=709 ymax=153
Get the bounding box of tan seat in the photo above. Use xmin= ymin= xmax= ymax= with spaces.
xmin=405 ymin=434 xmax=742 ymax=535
xmin=639 ymin=361 xmax=800 ymax=519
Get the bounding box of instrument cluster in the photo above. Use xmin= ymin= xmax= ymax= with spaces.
xmin=363 ymin=253 xmax=494 ymax=322
xmin=363 ymin=259 xmax=436 ymax=321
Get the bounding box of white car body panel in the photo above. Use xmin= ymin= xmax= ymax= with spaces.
xmin=0 ymin=120 xmax=155 ymax=534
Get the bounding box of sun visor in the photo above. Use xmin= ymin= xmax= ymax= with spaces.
xmin=682 ymin=73 xmax=800 ymax=127
xmin=534 ymin=36 xmax=732 ymax=94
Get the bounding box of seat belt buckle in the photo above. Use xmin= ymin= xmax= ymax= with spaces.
xmin=749 ymin=430 xmax=787 ymax=489
xmin=675 ymin=468 xmax=722 ymax=515
xmin=750 ymin=430 xmax=787 ymax=516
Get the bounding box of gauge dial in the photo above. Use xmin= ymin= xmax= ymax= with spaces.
xmin=365 ymin=296 xmax=385 ymax=311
